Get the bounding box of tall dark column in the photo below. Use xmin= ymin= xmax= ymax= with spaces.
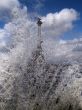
xmin=37 ymin=18 xmax=43 ymax=46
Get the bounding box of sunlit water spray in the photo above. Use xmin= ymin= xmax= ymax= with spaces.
xmin=0 ymin=1 xmax=82 ymax=110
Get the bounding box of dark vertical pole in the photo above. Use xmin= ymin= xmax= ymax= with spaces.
xmin=38 ymin=25 xmax=41 ymax=43
xmin=37 ymin=18 xmax=43 ymax=46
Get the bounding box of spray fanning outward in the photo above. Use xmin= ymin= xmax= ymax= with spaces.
xmin=0 ymin=0 xmax=82 ymax=110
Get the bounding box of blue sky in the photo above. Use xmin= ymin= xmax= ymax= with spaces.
xmin=0 ymin=0 xmax=82 ymax=61
xmin=19 ymin=0 xmax=82 ymax=15
xmin=0 ymin=0 xmax=82 ymax=40
xmin=19 ymin=0 xmax=82 ymax=40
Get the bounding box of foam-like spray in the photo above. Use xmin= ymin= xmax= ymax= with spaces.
xmin=0 ymin=0 xmax=82 ymax=110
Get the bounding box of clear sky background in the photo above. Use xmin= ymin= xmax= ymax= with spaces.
xmin=19 ymin=0 xmax=82 ymax=40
